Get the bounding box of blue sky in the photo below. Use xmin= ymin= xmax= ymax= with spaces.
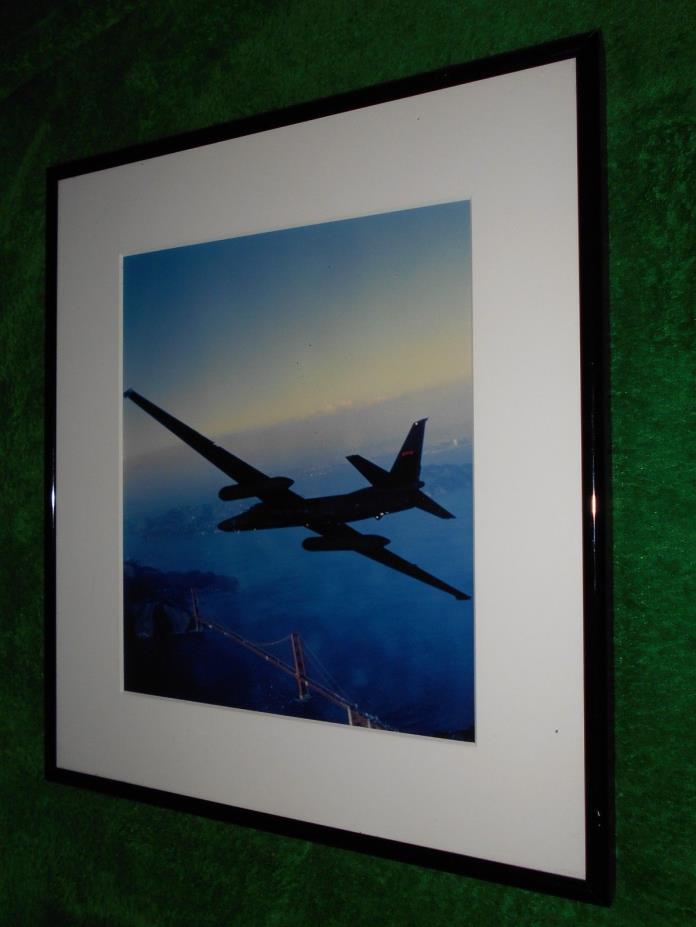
xmin=123 ymin=200 xmax=472 ymax=461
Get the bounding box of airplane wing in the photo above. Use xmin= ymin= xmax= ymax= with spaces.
xmin=125 ymin=389 xmax=469 ymax=600
xmin=124 ymin=389 xmax=304 ymax=504
xmin=306 ymin=522 xmax=470 ymax=601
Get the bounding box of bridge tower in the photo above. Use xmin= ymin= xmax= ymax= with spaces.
xmin=189 ymin=589 xmax=202 ymax=633
xmin=347 ymin=707 xmax=373 ymax=728
xmin=290 ymin=632 xmax=310 ymax=700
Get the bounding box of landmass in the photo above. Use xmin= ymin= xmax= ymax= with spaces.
xmin=124 ymin=560 xmax=238 ymax=638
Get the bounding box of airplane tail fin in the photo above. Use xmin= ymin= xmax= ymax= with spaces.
xmin=390 ymin=418 xmax=426 ymax=484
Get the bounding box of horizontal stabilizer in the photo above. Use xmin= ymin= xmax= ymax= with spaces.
xmin=414 ymin=491 xmax=455 ymax=519
xmin=346 ymin=455 xmax=390 ymax=487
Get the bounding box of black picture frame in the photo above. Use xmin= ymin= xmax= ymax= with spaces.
xmin=46 ymin=31 xmax=613 ymax=904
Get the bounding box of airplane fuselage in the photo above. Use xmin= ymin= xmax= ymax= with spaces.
xmin=218 ymin=484 xmax=424 ymax=532
xmin=124 ymin=390 xmax=468 ymax=599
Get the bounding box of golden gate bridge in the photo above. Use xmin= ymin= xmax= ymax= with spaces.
xmin=189 ymin=591 xmax=384 ymax=729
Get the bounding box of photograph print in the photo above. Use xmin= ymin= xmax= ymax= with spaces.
xmin=122 ymin=200 xmax=475 ymax=741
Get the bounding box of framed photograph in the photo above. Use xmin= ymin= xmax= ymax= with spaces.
xmin=46 ymin=32 xmax=613 ymax=903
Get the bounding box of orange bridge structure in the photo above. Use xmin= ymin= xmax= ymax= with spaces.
xmin=190 ymin=591 xmax=383 ymax=729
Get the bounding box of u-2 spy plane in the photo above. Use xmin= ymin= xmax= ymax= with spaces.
xmin=124 ymin=390 xmax=470 ymax=601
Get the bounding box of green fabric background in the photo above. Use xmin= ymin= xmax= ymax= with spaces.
xmin=1 ymin=1 xmax=694 ymax=924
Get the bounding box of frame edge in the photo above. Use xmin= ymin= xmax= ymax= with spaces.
xmin=576 ymin=30 xmax=615 ymax=906
xmin=45 ymin=30 xmax=614 ymax=906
